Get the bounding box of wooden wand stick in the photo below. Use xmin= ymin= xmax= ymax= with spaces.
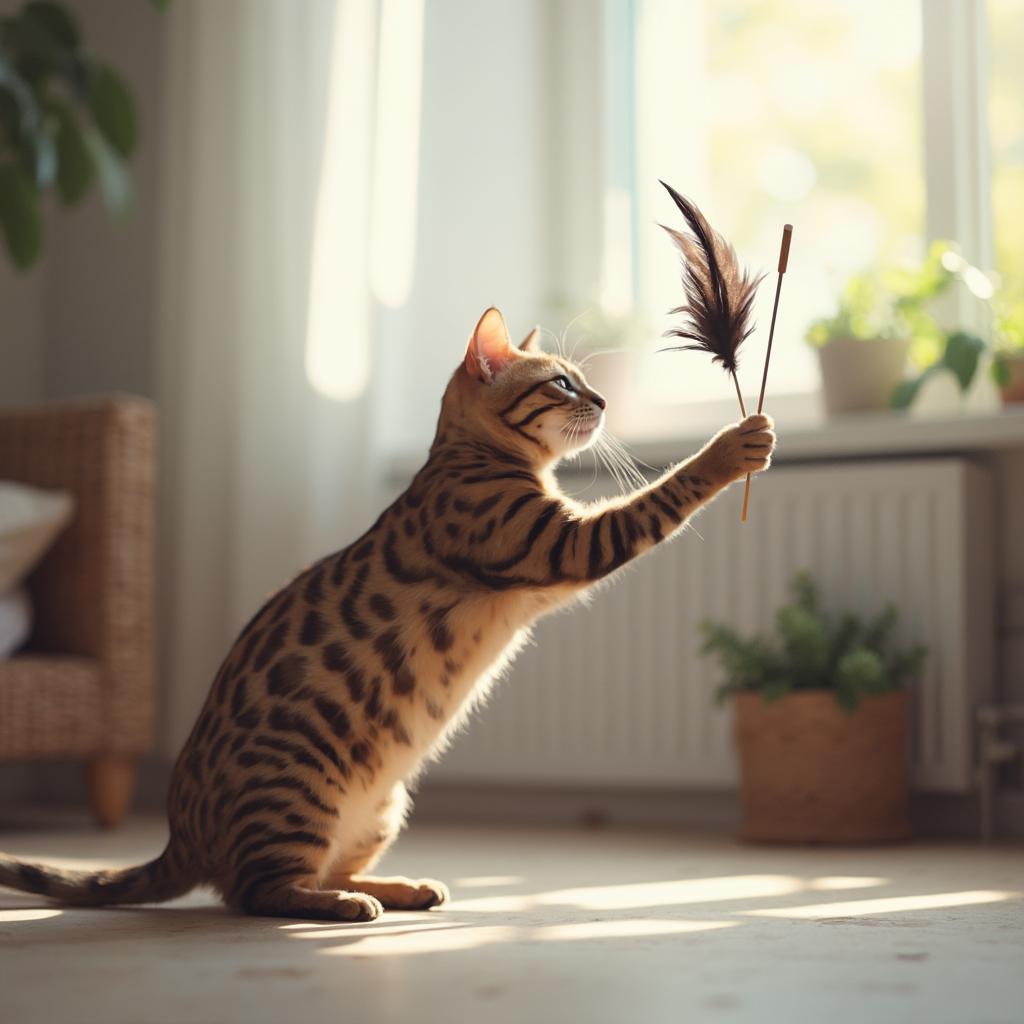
xmin=741 ymin=223 xmax=792 ymax=523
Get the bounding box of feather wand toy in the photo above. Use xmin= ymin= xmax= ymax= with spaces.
xmin=741 ymin=223 xmax=792 ymax=523
xmin=658 ymin=180 xmax=764 ymax=511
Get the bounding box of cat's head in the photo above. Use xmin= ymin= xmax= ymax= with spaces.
xmin=444 ymin=307 xmax=606 ymax=464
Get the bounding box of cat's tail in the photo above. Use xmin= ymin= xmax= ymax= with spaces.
xmin=0 ymin=839 xmax=198 ymax=907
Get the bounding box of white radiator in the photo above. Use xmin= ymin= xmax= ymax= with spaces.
xmin=433 ymin=458 xmax=994 ymax=793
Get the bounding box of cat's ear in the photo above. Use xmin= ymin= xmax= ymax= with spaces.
xmin=465 ymin=307 xmax=515 ymax=383
xmin=518 ymin=326 xmax=541 ymax=352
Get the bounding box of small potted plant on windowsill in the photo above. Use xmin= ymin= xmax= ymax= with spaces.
xmin=702 ymin=572 xmax=927 ymax=844
xmin=805 ymin=274 xmax=911 ymax=415
xmin=991 ymin=299 xmax=1024 ymax=405
xmin=808 ymin=242 xmax=992 ymax=415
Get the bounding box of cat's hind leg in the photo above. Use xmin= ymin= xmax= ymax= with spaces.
xmin=323 ymin=781 xmax=447 ymax=910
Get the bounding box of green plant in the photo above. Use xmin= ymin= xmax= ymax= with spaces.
xmin=991 ymin=296 xmax=1024 ymax=388
xmin=806 ymin=241 xmax=1000 ymax=408
xmin=701 ymin=571 xmax=927 ymax=713
xmin=0 ymin=0 xmax=166 ymax=270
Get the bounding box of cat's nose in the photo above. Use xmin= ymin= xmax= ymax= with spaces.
xmin=589 ymin=391 xmax=606 ymax=411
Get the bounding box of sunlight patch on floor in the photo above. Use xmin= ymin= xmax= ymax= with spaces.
xmin=534 ymin=874 xmax=861 ymax=910
xmin=452 ymin=875 xmax=524 ymax=889
xmin=746 ymin=889 xmax=1020 ymax=919
xmin=319 ymin=924 xmax=516 ymax=957
xmin=0 ymin=908 xmax=63 ymax=923
xmin=535 ymin=918 xmax=738 ymax=941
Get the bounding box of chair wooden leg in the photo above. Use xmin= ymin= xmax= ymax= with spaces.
xmin=85 ymin=753 xmax=137 ymax=827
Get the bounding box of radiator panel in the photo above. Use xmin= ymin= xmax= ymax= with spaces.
xmin=432 ymin=458 xmax=993 ymax=793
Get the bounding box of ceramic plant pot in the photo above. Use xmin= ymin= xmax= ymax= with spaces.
xmin=816 ymin=336 xmax=909 ymax=415
xmin=734 ymin=690 xmax=911 ymax=843
xmin=998 ymin=354 xmax=1024 ymax=405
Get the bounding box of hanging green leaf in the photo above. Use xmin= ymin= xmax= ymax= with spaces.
xmin=943 ymin=331 xmax=985 ymax=391
xmin=82 ymin=122 xmax=131 ymax=214
xmin=51 ymin=98 xmax=92 ymax=203
xmin=87 ymin=61 xmax=136 ymax=157
xmin=891 ymin=374 xmax=928 ymax=409
xmin=0 ymin=160 xmax=43 ymax=269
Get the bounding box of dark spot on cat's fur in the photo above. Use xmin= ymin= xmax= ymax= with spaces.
xmin=253 ymin=621 xmax=289 ymax=672
xmin=330 ymin=553 xmax=348 ymax=586
xmin=427 ymin=605 xmax=455 ymax=653
xmin=299 ymin=610 xmax=326 ymax=646
xmin=268 ymin=705 xmax=349 ymax=780
xmin=369 ymin=593 xmax=397 ymax=621
xmin=206 ymin=731 xmax=231 ymax=771
xmin=270 ymin=592 xmax=293 ymax=623
xmin=267 ymin=653 xmax=307 ymax=697
xmin=350 ymin=740 xmax=372 ymax=765
xmin=235 ymin=706 xmax=261 ymax=729
xmin=322 ymin=642 xmax=352 ymax=674
xmin=303 ymin=566 xmax=325 ymax=604
xmin=352 ymin=538 xmax=375 ymax=561
xmin=445 ymin=523 xmax=461 ymax=541
xmin=473 ymin=493 xmax=501 ymax=517
xmin=314 ymin=695 xmax=351 ymax=740
xmin=365 ymin=677 xmax=383 ymax=720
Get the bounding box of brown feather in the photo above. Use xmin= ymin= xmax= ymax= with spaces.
xmin=659 ymin=180 xmax=764 ymax=375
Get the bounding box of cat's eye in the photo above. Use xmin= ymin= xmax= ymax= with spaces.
xmin=551 ymin=375 xmax=575 ymax=392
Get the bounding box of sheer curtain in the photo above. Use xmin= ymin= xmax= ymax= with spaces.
xmin=154 ymin=0 xmax=395 ymax=750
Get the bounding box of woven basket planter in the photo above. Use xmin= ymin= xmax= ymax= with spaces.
xmin=734 ymin=690 xmax=911 ymax=843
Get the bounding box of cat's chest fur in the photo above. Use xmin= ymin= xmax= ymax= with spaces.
xmin=376 ymin=586 xmax=558 ymax=773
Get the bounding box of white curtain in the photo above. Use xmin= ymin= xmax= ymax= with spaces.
xmin=154 ymin=0 xmax=401 ymax=751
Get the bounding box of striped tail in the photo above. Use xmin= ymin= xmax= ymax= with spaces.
xmin=0 ymin=841 xmax=197 ymax=907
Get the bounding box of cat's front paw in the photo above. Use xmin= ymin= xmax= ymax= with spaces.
xmin=701 ymin=414 xmax=776 ymax=486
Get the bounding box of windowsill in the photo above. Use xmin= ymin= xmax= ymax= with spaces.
xmin=386 ymin=405 xmax=1024 ymax=482
xmin=618 ymin=403 xmax=1024 ymax=468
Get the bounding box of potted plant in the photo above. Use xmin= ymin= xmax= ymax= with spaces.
xmin=806 ymin=273 xmax=911 ymax=414
xmin=808 ymin=242 xmax=992 ymax=415
xmin=701 ymin=572 xmax=927 ymax=843
xmin=0 ymin=0 xmax=165 ymax=270
xmin=991 ymin=298 xmax=1024 ymax=405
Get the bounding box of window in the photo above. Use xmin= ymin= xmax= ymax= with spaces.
xmin=598 ymin=0 xmax=1012 ymax=427
xmin=628 ymin=0 xmax=924 ymax=410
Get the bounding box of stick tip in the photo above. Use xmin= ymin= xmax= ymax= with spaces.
xmin=778 ymin=224 xmax=793 ymax=273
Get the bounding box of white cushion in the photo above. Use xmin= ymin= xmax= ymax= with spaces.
xmin=0 ymin=587 xmax=31 ymax=658
xmin=0 ymin=481 xmax=75 ymax=593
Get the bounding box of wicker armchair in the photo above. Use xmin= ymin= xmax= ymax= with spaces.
xmin=0 ymin=396 xmax=156 ymax=826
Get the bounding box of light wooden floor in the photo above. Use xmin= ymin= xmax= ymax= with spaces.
xmin=1 ymin=812 xmax=1022 ymax=1024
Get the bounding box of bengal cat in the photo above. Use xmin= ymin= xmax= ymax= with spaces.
xmin=0 ymin=307 xmax=775 ymax=922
